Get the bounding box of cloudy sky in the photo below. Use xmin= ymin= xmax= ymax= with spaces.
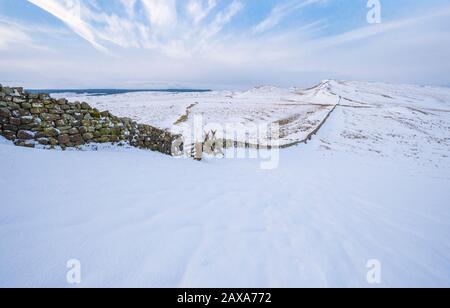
xmin=0 ymin=0 xmax=449 ymax=89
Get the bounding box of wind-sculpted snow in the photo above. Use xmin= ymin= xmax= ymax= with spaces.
xmin=1 ymin=81 xmax=449 ymax=287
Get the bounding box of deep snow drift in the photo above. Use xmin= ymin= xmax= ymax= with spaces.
xmin=1 ymin=81 xmax=449 ymax=287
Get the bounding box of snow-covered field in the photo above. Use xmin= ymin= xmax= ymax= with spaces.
xmin=53 ymin=84 xmax=339 ymax=147
xmin=1 ymin=81 xmax=450 ymax=287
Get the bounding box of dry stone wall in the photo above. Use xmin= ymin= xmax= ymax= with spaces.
xmin=0 ymin=85 xmax=181 ymax=156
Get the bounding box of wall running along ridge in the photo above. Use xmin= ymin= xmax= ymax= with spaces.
xmin=0 ymin=85 xmax=182 ymax=156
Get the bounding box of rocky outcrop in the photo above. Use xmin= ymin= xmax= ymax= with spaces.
xmin=0 ymin=84 xmax=182 ymax=155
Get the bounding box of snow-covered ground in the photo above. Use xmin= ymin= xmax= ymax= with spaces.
xmin=1 ymin=81 xmax=450 ymax=287
xmin=53 ymin=84 xmax=339 ymax=147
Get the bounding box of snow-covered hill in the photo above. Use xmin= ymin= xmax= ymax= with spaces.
xmin=321 ymin=80 xmax=450 ymax=166
xmin=52 ymin=83 xmax=339 ymax=147
xmin=1 ymin=81 xmax=449 ymax=287
xmin=53 ymin=80 xmax=450 ymax=155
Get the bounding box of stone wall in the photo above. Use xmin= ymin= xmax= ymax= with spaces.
xmin=0 ymin=84 xmax=181 ymax=156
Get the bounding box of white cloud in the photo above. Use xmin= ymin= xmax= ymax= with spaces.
xmin=0 ymin=16 xmax=66 ymax=50
xmin=25 ymin=0 xmax=242 ymax=57
xmin=0 ymin=24 xmax=32 ymax=49
xmin=301 ymin=6 xmax=450 ymax=52
xmin=27 ymin=0 xmax=107 ymax=52
xmin=122 ymin=0 xmax=137 ymax=17
xmin=81 ymin=10 xmax=143 ymax=49
xmin=199 ymin=0 xmax=243 ymax=42
xmin=141 ymin=0 xmax=177 ymax=28
xmin=186 ymin=0 xmax=217 ymax=24
xmin=254 ymin=0 xmax=327 ymax=34
xmin=4 ymin=1 xmax=449 ymax=88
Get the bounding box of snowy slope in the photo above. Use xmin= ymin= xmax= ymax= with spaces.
xmin=323 ymin=80 xmax=450 ymax=166
xmin=1 ymin=81 xmax=450 ymax=287
xmin=53 ymin=81 xmax=450 ymax=152
xmin=53 ymin=85 xmax=339 ymax=147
